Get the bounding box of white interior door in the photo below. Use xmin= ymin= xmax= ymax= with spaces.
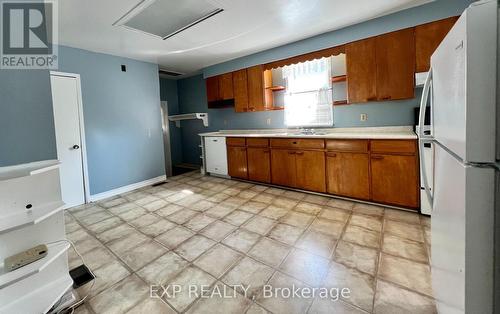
xmin=50 ymin=74 xmax=86 ymax=208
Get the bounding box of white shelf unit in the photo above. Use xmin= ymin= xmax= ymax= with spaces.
xmin=168 ymin=113 xmax=208 ymax=127
xmin=0 ymin=241 xmax=69 ymax=289
xmin=0 ymin=200 xmax=65 ymax=234
xmin=0 ymin=160 xmax=60 ymax=181
xmin=0 ymin=160 xmax=71 ymax=313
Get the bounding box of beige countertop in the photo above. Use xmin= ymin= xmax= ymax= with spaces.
xmin=199 ymin=126 xmax=417 ymax=140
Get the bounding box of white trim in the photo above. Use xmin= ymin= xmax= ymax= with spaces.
xmin=89 ymin=175 xmax=166 ymax=202
xmin=49 ymin=71 xmax=91 ymax=204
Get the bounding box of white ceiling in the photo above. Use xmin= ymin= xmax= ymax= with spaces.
xmin=58 ymin=0 xmax=432 ymax=74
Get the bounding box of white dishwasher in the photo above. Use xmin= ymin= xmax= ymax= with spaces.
xmin=204 ymin=137 xmax=228 ymax=176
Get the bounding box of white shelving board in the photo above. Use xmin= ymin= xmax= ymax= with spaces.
xmin=0 ymin=241 xmax=70 ymax=289
xmin=0 ymin=200 xmax=65 ymax=234
xmin=168 ymin=113 xmax=208 ymax=127
xmin=0 ymin=160 xmax=60 ymax=181
xmin=0 ymin=274 xmax=73 ymax=314
xmin=0 ymin=160 xmax=70 ymax=314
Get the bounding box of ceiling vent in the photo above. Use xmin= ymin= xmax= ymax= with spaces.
xmin=114 ymin=0 xmax=223 ymax=40
xmin=159 ymin=69 xmax=184 ymax=77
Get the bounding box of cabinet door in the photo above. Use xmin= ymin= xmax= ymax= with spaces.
xmin=296 ymin=150 xmax=326 ymax=193
xmin=346 ymin=38 xmax=377 ymax=103
xmin=206 ymin=76 xmax=219 ymax=103
xmin=227 ymin=146 xmax=248 ymax=179
xmin=271 ymin=149 xmax=297 ymax=187
xmin=233 ymin=69 xmax=249 ymax=112
xmin=370 ymin=154 xmax=419 ymax=208
xmin=376 ymin=28 xmax=415 ymax=101
xmin=247 ymin=147 xmax=271 ymax=183
xmin=415 ymin=17 xmax=458 ymax=72
xmin=218 ymin=73 xmax=234 ymax=100
xmin=326 ymin=152 xmax=369 ymax=199
xmin=247 ymin=65 xmax=265 ymax=111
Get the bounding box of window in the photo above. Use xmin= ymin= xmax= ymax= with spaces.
xmin=282 ymin=58 xmax=333 ymax=127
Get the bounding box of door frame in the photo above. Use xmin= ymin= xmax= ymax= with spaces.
xmin=50 ymin=71 xmax=91 ymax=204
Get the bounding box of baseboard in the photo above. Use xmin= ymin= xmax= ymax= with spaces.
xmin=89 ymin=175 xmax=166 ymax=202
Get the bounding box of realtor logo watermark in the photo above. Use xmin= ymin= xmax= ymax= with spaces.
xmin=1 ymin=0 xmax=58 ymax=69
xmin=151 ymin=284 xmax=351 ymax=303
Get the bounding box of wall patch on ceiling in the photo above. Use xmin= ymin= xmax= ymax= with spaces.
xmin=113 ymin=0 xmax=224 ymax=40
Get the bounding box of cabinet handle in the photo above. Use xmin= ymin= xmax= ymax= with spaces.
xmin=248 ymin=107 xmax=255 ymax=111
xmin=288 ymin=151 xmax=296 ymax=155
xmin=380 ymin=96 xmax=391 ymax=100
xmin=371 ymin=155 xmax=384 ymax=160
xmin=212 ymin=139 xmax=218 ymax=142
xmin=296 ymin=151 xmax=304 ymax=155
xmin=367 ymin=96 xmax=377 ymax=101
xmin=263 ymin=149 xmax=270 ymax=153
xmin=292 ymin=141 xmax=298 ymax=144
xmin=327 ymin=153 xmax=337 ymax=157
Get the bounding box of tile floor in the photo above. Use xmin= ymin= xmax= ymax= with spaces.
xmin=65 ymin=171 xmax=434 ymax=314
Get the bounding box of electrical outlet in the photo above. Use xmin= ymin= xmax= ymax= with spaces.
xmin=266 ymin=118 xmax=271 ymax=125
xmin=360 ymin=113 xmax=368 ymax=122
xmin=223 ymin=119 xmax=228 ymax=125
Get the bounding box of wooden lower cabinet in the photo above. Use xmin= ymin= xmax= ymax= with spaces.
xmin=326 ymin=152 xmax=370 ymax=200
xmin=227 ymin=146 xmax=248 ymax=179
xmin=296 ymin=150 xmax=326 ymax=192
xmin=271 ymin=149 xmax=325 ymax=192
xmin=370 ymin=154 xmax=419 ymax=208
xmin=271 ymin=149 xmax=297 ymax=187
xmin=247 ymin=147 xmax=271 ymax=183
xmin=224 ymin=137 xmax=419 ymax=209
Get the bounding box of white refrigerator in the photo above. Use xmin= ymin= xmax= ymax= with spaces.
xmin=418 ymin=0 xmax=499 ymax=313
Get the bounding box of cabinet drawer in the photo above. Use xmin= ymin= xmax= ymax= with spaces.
xmin=370 ymin=140 xmax=416 ymax=154
xmin=270 ymin=138 xmax=325 ymax=149
xmin=226 ymin=137 xmax=246 ymax=146
xmin=247 ymin=138 xmax=269 ymax=147
xmin=326 ymin=140 xmax=368 ymax=152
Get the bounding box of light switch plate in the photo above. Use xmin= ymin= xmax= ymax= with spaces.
xmin=266 ymin=118 xmax=271 ymax=125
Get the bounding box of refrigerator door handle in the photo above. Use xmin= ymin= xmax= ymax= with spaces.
xmin=419 ymin=138 xmax=434 ymax=207
xmin=418 ymin=68 xmax=433 ymax=140
xmin=418 ymin=68 xmax=434 ymax=208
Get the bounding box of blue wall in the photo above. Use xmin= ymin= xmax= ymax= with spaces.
xmin=176 ymin=0 xmax=473 ymax=165
xmin=0 ymin=70 xmax=56 ymax=166
xmin=0 ymin=46 xmax=165 ymax=195
xmin=176 ymin=74 xmax=422 ymax=164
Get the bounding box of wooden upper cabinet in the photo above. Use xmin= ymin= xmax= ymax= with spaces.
xmin=247 ymin=65 xmax=265 ymax=111
xmin=247 ymin=147 xmax=271 ymax=183
xmin=233 ymin=69 xmax=249 ymax=112
xmin=326 ymin=151 xmax=370 ymax=200
xmin=415 ymin=17 xmax=458 ymax=72
xmin=376 ymin=28 xmax=415 ymax=101
xmin=271 ymin=149 xmax=297 ymax=188
xmin=295 ymin=150 xmax=326 ymax=193
xmin=370 ymin=153 xmax=419 ymax=208
xmin=227 ymin=145 xmax=248 ymax=179
xmin=219 ymin=73 xmax=234 ymax=100
xmin=206 ymin=76 xmax=219 ymax=103
xmin=346 ymin=38 xmax=377 ymax=103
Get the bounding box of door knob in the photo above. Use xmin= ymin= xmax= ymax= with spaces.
xmin=72 ymin=145 xmax=80 ymax=150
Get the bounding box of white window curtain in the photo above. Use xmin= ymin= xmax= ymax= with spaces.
xmin=283 ymin=58 xmax=333 ymax=127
